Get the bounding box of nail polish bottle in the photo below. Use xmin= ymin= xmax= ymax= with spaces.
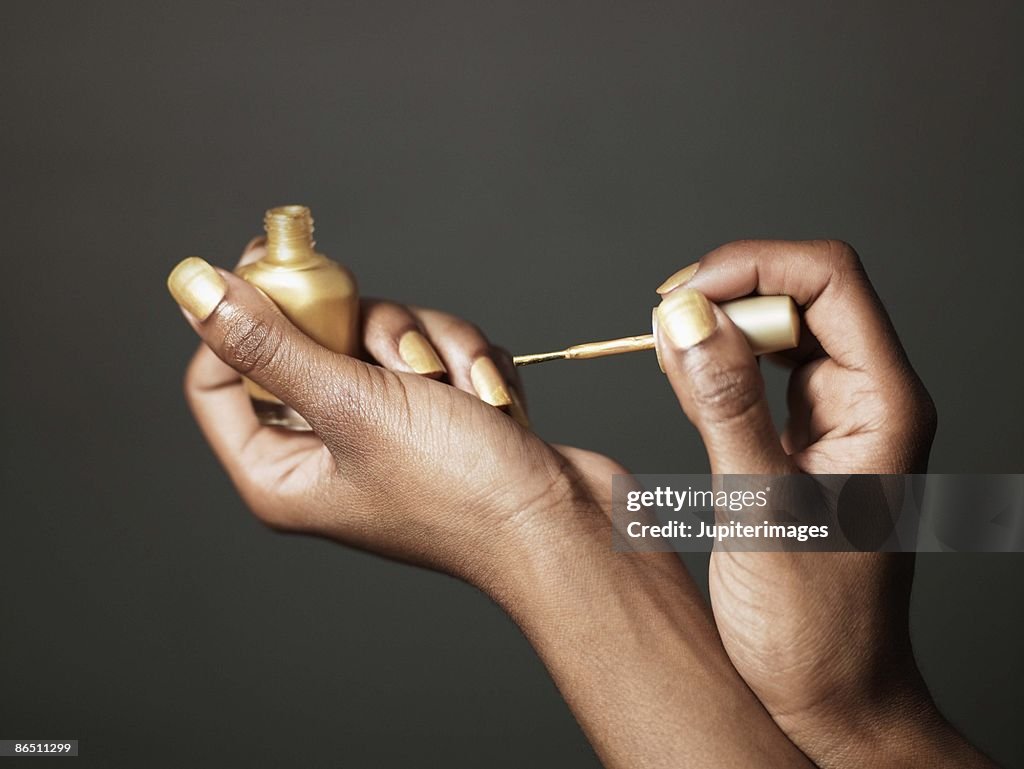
xmin=235 ymin=205 xmax=359 ymax=430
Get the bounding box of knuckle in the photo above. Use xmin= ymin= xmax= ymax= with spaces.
xmin=688 ymin=357 xmax=765 ymax=424
xmin=713 ymin=239 xmax=756 ymax=260
xmin=908 ymin=381 xmax=938 ymax=440
xmin=921 ymin=392 xmax=938 ymax=435
xmin=878 ymin=378 xmax=938 ymax=471
xmin=823 ymin=239 xmax=862 ymax=272
xmin=879 ymin=370 xmax=939 ymax=439
xmin=465 ymin=321 xmax=488 ymax=343
xmin=239 ymin=490 xmax=294 ymax=533
xmin=233 ymin=466 xmax=307 ymax=532
xmin=369 ymin=299 xmax=406 ymax=325
xmin=728 ymin=238 xmax=758 ymax=251
xmin=220 ymin=310 xmax=285 ymax=377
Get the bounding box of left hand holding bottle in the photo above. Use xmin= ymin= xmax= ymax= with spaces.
xmin=168 ymin=241 xmax=629 ymax=589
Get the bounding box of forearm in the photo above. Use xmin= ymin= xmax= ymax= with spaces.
xmin=490 ymin=518 xmax=814 ymax=769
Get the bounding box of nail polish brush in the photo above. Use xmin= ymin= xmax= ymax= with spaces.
xmin=513 ymin=295 xmax=799 ymax=367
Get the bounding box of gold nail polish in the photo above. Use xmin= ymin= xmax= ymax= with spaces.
xmin=656 ymin=288 xmax=716 ymax=349
xmin=167 ymin=257 xmax=227 ymax=321
xmin=398 ymin=330 xmax=446 ymax=376
xmin=243 ymin=235 xmax=267 ymax=254
xmin=470 ymin=357 xmax=513 ymax=407
xmin=652 ymin=307 xmax=665 ymax=373
xmin=656 ymin=262 xmax=699 ymax=294
xmin=235 ymin=205 xmax=360 ymax=430
xmin=505 ymin=388 xmax=531 ymax=428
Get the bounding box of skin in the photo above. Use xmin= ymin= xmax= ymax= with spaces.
xmin=654 ymin=239 xmax=997 ymax=768
xmin=176 ymin=239 xmax=812 ymax=769
xmin=173 ymin=237 xmax=996 ymax=768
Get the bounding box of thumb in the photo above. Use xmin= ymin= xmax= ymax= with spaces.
xmin=167 ymin=256 xmax=378 ymax=435
xmin=655 ymin=288 xmax=794 ymax=475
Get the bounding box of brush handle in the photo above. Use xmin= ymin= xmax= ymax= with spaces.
xmin=513 ymin=296 xmax=800 ymax=366
xmin=717 ymin=295 xmax=800 ymax=356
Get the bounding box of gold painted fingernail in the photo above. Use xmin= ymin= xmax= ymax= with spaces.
xmin=657 ymin=288 xmax=716 ymax=349
xmin=238 ymin=235 xmax=267 ymax=267
xmin=470 ymin=357 xmax=513 ymax=407
xmin=652 ymin=307 xmax=665 ymax=373
xmin=244 ymin=235 xmax=267 ymax=253
xmin=656 ymin=261 xmax=699 ymax=294
xmin=505 ymin=388 xmax=531 ymax=429
xmin=398 ymin=330 xmax=447 ymax=377
xmin=167 ymin=257 xmax=227 ymax=321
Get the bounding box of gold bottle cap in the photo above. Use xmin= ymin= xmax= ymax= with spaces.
xmin=719 ymin=295 xmax=800 ymax=355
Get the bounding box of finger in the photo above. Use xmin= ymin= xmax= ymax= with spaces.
xmin=361 ymin=299 xmax=447 ymax=378
xmin=660 ymin=240 xmax=906 ymax=373
xmin=179 ymin=239 xmax=329 ymax=511
xmin=780 ymin=358 xmax=827 ymax=455
xmin=655 ymin=288 xmax=795 ymax=475
xmin=764 ymin=324 xmax=826 ymax=368
xmin=181 ymin=237 xmax=270 ymax=462
xmin=184 ymin=342 xmax=325 ymax=511
xmin=167 ymin=256 xmax=382 ymax=439
xmin=239 ymin=235 xmax=266 ymax=266
xmin=411 ymin=306 xmax=514 ymax=410
xmin=178 ymin=247 xmax=352 ymax=532
xmin=184 ymin=342 xmax=260 ymax=462
xmin=181 ymin=233 xmax=272 ymax=422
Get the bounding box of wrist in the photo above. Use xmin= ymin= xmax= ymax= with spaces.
xmin=469 ymin=486 xmax=611 ymax=611
xmin=472 ymin=493 xmax=817 ymax=769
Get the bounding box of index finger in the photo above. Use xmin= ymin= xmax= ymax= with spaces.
xmin=681 ymin=239 xmax=907 ymax=372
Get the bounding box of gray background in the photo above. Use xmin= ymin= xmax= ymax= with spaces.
xmin=1 ymin=1 xmax=1021 ymax=766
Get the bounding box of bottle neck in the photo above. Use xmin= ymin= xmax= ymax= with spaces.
xmin=263 ymin=205 xmax=316 ymax=264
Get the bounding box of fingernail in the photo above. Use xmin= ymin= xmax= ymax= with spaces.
xmin=656 ymin=288 xmax=716 ymax=349
xmin=470 ymin=357 xmax=513 ymax=407
xmin=244 ymin=235 xmax=267 ymax=253
xmin=238 ymin=235 xmax=267 ymax=267
xmin=398 ymin=330 xmax=447 ymax=377
xmin=652 ymin=307 xmax=665 ymax=373
xmin=167 ymin=257 xmax=227 ymax=321
xmin=505 ymin=388 xmax=531 ymax=429
xmin=656 ymin=262 xmax=699 ymax=294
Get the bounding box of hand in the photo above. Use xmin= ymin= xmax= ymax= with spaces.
xmin=167 ymin=238 xmax=813 ymax=769
xmin=168 ymin=239 xmax=630 ymax=591
xmin=654 ymin=240 xmax=993 ymax=766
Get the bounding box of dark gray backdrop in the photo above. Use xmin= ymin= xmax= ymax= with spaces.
xmin=2 ymin=1 xmax=1021 ymax=766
